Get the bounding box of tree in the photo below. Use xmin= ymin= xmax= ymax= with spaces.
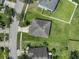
xmin=0 ymin=47 xmax=4 ymax=52
xmin=26 ymin=20 xmax=30 ymax=26
xmin=52 ymin=48 xmax=56 ymax=54
xmin=53 ymin=55 xmax=59 ymax=59
xmin=70 ymin=50 xmax=79 ymax=59
xmin=43 ymin=41 xmax=48 ymax=46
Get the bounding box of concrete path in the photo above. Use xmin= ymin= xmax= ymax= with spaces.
xmin=0 ymin=28 xmax=9 ymax=33
xmin=18 ymin=26 xmax=29 ymax=33
xmin=0 ymin=41 xmax=9 ymax=47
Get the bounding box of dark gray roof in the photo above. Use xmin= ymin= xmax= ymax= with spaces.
xmin=38 ymin=0 xmax=58 ymax=11
xmin=29 ymin=18 xmax=51 ymax=38
xmin=28 ymin=47 xmax=49 ymax=59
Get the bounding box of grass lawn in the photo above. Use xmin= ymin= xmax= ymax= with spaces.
xmin=69 ymin=6 xmax=79 ymax=40
xmin=17 ymin=0 xmax=79 ymax=59
xmin=0 ymin=51 xmax=4 ymax=59
xmin=0 ymin=13 xmax=11 ymax=28
xmin=19 ymin=0 xmax=75 ymax=27
xmin=24 ymin=0 xmax=75 ymax=23
xmin=18 ymin=19 xmax=69 ymax=59
xmin=68 ymin=40 xmax=79 ymax=51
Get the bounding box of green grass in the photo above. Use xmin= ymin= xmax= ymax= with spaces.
xmin=17 ymin=32 xmax=21 ymax=49
xmin=24 ymin=0 xmax=75 ymax=22
xmin=69 ymin=40 xmax=79 ymax=51
xmin=0 ymin=33 xmax=4 ymax=41
xmin=47 ymin=0 xmax=75 ymax=21
xmin=0 ymin=13 xmax=11 ymax=27
xmin=17 ymin=0 xmax=79 ymax=59
xmin=0 ymin=52 xmax=4 ymax=59
xmin=18 ymin=20 xmax=69 ymax=58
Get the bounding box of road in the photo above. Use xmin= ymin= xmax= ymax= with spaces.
xmin=9 ymin=16 xmax=19 ymax=59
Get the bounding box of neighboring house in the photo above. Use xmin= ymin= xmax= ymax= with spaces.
xmin=14 ymin=0 xmax=24 ymax=14
xmin=29 ymin=18 xmax=51 ymax=38
xmin=27 ymin=47 xmax=52 ymax=59
xmin=0 ymin=0 xmax=5 ymax=4
xmin=4 ymin=1 xmax=15 ymax=8
xmin=4 ymin=0 xmax=24 ymax=14
xmin=38 ymin=0 xmax=59 ymax=12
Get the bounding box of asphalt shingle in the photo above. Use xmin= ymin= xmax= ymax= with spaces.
xmin=29 ymin=18 xmax=51 ymax=38
xmin=38 ymin=0 xmax=58 ymax=11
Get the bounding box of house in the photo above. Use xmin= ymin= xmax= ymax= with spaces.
xmin=29 ymin=18 xmax=51 ymax=38
xmin=14 ymin=0 xmax=24 ymax=14
xmin=0 ymin=0 xmax=5 ymax=4
xmin=38 ymin=0 xmax=59 ymax=12
xmin=27 ymin=47 xmax=52 ymax=59
xmin=4 ymin=0 xmax=24 ymax=14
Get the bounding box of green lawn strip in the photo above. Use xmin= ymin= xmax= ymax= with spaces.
xmin=17 ymin=32 xmax=21 ymax=49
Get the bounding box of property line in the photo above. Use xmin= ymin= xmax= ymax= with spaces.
xmin=20 ymin=32 xmax=22 ymax=51
xmin=68 ymin=0 xmax=78 ymax=23
xmin=41 ymin=14 xmax=70 ymax=24
xmin=68 ymin=0 xmax=78 ymax=5
xmin=23 ymin=4 xmax=29 ymax=22
xmin=69 ymin=4 xmax=78 ymax=23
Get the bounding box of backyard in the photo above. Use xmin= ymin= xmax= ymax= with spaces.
xmin=23 ymin=0 xmax=76 ymax=23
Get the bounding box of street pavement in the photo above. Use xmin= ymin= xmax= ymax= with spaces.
xmin=9 ymin=16 xmax=19 ymax=59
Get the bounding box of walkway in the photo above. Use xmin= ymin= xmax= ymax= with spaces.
xmin=0 ymin=28 xmax=9 ymax=33
xmin=0 ymin=41 xmax=9 ymax=47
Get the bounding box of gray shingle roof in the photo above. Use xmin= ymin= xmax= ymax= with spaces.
xmin=28 ymin=47 xmax=49 ymax=59
xmin=38 ymin=0 xmax=58 ymax=11
xmin=14 ymin=1 xmax=24 ymax=14
xmin=29 ymin=18 xmax=51 ymax=38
